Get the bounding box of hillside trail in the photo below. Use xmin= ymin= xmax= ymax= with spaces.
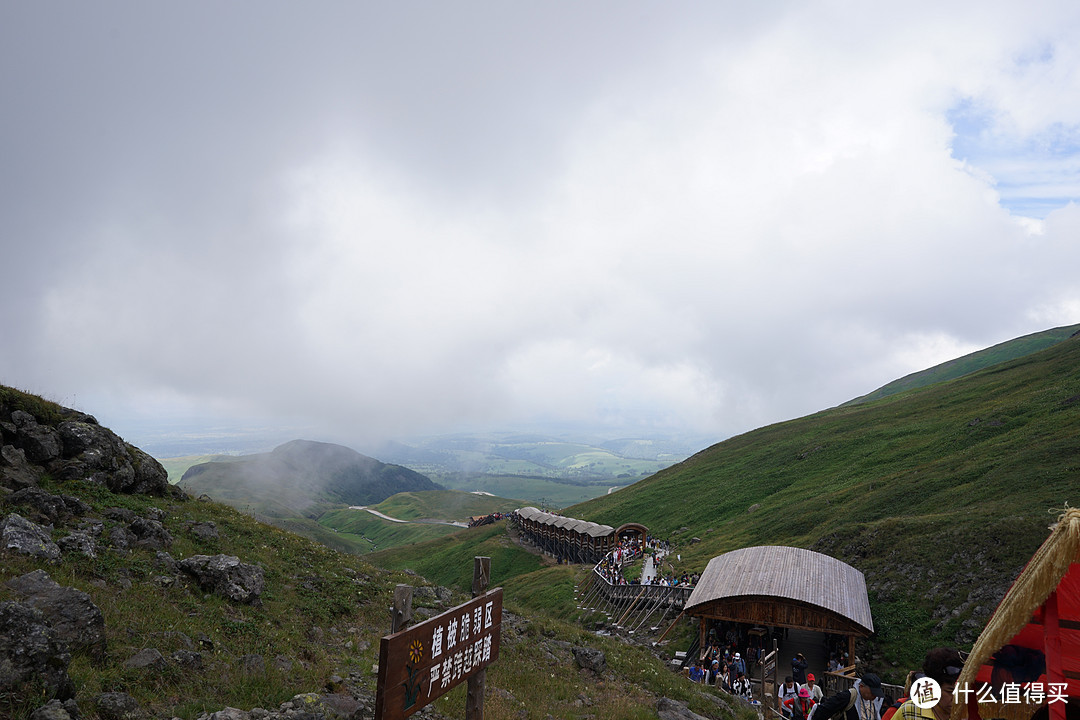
xmin=347 ymin=506 xmax=468 ymax=527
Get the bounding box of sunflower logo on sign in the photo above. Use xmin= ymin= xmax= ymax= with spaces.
xmin=402 ymin=639 xmax=424 ymax=709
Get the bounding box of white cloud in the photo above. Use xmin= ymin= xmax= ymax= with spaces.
xmin=3 ymin=2 xmax=1080 ymax=451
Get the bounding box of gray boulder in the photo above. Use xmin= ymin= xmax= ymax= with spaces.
xmin=0 ymin=601 xmax=74 ymax=703
xmin=129 ymin=517 xmax=173 ymax=550
xmin=9 ymin=487 xmax=90 ymax=525
xmin=0 ymin=444 xmax=41 ymax=490
xmin=179 ymin=554 xmax=264 ymax=604
xmin=106 ymin=524 xmax=135 ymax=551
xmin=6 ymin=569 xmax=107 ymax=661
xmin=572 ymin=645 xmax=607 ymax=673
xmin=188 ymin=521 xmax=219 ymax=542
xmin=155 ymin=551 xmax=178 ymax=573
xmin=1 ymin=512 xmax=61 ymax=562
xmin=94 ymin=692 xmax=140 ymax=720
xmin=657 ymin=697 xmax=710 ymax=720
xmin=124 ymin=647 xmax=167 ymax=670
xmin=105 ymin=507 xmax=137 ymax=524
xmin=16 ymin=419 xmax=63 ymax=464
xmin=58 ymin=530 xmax=98 ymax=559
xmin=29 ymin=698 xmax=81 ymax=720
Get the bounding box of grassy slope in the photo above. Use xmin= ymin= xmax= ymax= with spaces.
xmin=158 ymin=454 xmax=239 ymax=484
xmin=315 ymin=490 xmax=522 ymax=553
xmin=372 ymin=489 xmax=521 ymax=521
xmin=847 ymin=323 xmax=1080 ymax=404
xmin=434 ymin=473 xmax=626 ymax=509
xmin=565 ymin=335 xmax=1080 ymax=679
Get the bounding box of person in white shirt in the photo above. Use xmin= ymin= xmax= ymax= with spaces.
xmin=803 ymin=673 xmax=824 ymax=703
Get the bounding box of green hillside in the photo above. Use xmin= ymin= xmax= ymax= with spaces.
xmin=367 ymin=332 xmax=1080 ymax=684
xmin=372 ymin=489 xmax=521 ymax=521
xmin=846 ymin=322 xmax=1080 ymax=404
xmin=314 ymin=490 xmax=521 ymax=553
xmin=565 ymin=333 xmax=1080 ymax=677
xmin=158 ymin=454 xmax=237 ymax=483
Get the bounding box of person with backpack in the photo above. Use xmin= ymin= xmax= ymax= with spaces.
xmin=779 ymin=676 xmax=800 ymax=717
xmin=784 ymin=686 xmax=817 ymax=720
xmin=807 ymin=673 xmax=886 ymax=720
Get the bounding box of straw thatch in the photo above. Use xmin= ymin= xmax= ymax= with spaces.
xmin=950 ymin=507 xmax=1080 ymax=720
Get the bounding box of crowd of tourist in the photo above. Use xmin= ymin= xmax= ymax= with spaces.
xmin=594 ymin=535 xmax=700 ymax=588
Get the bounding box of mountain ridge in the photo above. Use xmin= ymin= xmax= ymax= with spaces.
xmin=178 ymin=438 xmax=441 ymax=517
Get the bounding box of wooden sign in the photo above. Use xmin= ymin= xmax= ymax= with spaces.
xmin=375 ymin=587 xmax=503 ymax=720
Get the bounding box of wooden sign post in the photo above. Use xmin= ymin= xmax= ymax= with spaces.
xmin=467 ymin=557 xmax=490 ymax=720
xmin=375 ymin=557 xmax=500 ymax=720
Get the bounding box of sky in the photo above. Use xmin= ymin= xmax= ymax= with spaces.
xmin=3 ymin=2 xmax=1080 ymax=456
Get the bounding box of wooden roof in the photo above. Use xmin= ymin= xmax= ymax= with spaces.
xmin=513 ymin=507 xmax=615 ymax=538
xmin=684 ymin=546 xmax=874 ymax=636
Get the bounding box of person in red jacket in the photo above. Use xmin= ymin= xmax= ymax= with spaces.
xmin=784 ymin=686 xmax=817 ymax=720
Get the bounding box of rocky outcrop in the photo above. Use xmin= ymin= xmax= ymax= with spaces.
xmin=0 ymin=601 xmax=75 ymax=703
xmin=6 ymin=569 xmax=107 ymax=661
xmin=0 ymin=402 xmax=171 ymax=498
xmin=9 ymin=487 xmax=90 ymax=525
xmin=1 ymin=512 xmax=61 ymax=561
xmin=179 ymin=554 xmax=265 ymax=604
xmin=0 ymin=444 xmax=43 ymax=490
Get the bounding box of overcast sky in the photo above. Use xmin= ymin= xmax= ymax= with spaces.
xmin=3 ymin=2 xmax=1080 ymax=455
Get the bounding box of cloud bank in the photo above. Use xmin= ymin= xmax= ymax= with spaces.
xmin=2 ymin=2 xmax=1079 ymax=451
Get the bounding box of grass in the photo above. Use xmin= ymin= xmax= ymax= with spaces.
xmin=371 ymin=490 xmax=521 ymax=521
xmin=434 ymin=474 xmax=629 ymax=509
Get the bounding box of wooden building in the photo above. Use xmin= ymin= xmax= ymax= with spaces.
xmin=512 ymin=506 xmax=617 ymax=564
xmin=684 ymin=545 xmax=874 ymax=663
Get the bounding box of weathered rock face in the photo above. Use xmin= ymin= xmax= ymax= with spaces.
xmin=657 ymin=697 xmax=710 ymax=720
xmin=0 ymin=601 xmax=75 ymax=703
xmin=0 ymin=400 xmax=171 ymax=498
xmin=1 ymin=512 xmax=61 ymax=562
xmin=6 ymin=569 xmax=107 ymax=661
xmin=179 ymin=554 xmax=265 ymax=604
xmin=129 ymin=516 xmax=173 ymax=550
xmin=0 ymin=443 xmax=42 ymax=490
xmin=9 ymin=487 xmax=90 ymax=525
xmin=57 ymin=530 xmax=98 ymax=559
